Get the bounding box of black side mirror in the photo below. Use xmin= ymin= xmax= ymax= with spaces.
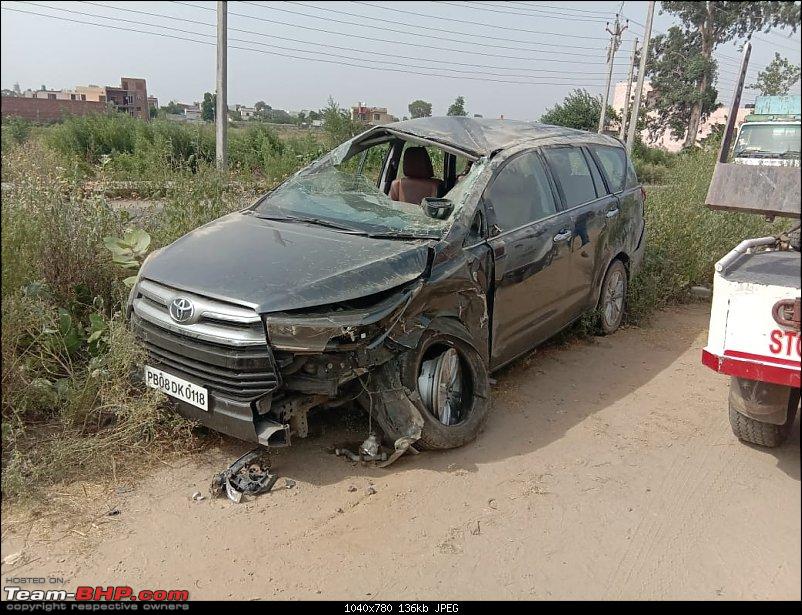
xmin=421 ymin=197 xmax=454 ymax=219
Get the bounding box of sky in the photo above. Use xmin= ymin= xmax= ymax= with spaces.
xmin=1 ymin=1 xmax=800 ymax=121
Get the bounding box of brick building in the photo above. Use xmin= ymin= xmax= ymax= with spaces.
xmin=1 ymin=97 xmax=107 ymax=122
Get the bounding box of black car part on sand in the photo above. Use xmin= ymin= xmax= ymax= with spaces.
xmin=210 ymin=449 xmax=278 ymax=503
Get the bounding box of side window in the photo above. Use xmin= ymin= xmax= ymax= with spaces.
xmin=483 ymin=150 xmax=557 ymax=231
xmin=543 ymin=146 xmax=598 ymax=208
xmin=590 ymin=145 xmax=628 ymax=193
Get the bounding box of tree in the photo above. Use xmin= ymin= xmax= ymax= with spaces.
xmin=321 ymin=96 xmax=361 ymax=145
xmin=447 ymin=96 xmax=468 ymax=116
xmin=408 ymin=99 xmax=433 ymax=118
xmin=162 ymin=100 xmax=183 ymax=115
xmin=653 ymin=1 xmax=800 ymax=149
xmin=540 ymin=89 xmax=619 ymax=132
xmin=749 ymin=52 xmax=802 ymax=95
xmin=201 ymin=92 xmax=216 ymax=122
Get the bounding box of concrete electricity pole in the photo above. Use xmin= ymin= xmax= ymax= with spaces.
xmin=216 ymin=1 xmax=228 ymax=172
xmin=626 ymin=0 xmax=655 ymax=153
xmin=619 ymin=37 xmax=639 ymax=140
xmin=598 ymin=14 xmax=628 ymax=134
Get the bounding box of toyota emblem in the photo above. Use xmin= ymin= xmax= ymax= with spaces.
xmin=169 ymin=297 xmax=195 ymax=323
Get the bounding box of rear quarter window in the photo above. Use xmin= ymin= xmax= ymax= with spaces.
xmin=590 ymin=145 xmax=629 ymax=193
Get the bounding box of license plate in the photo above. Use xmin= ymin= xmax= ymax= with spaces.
xmin=144 ymin=365 xmax=208 ymax=411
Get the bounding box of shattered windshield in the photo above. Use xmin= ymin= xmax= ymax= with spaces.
xmin=734 ymin=124 xmax=801 ymax=158
xmin=254 ymin=143 xmax=482 ymax=238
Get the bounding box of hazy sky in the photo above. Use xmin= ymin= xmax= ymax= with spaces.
xmin=2 ymin=1 xmax=800 ymax=120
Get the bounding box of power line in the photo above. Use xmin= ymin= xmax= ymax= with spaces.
xmin=174 ymin=1 xmax=614 ymax=64
xmin=0 ymin=5 xmax=615 ymax=87
xmin=78 ymin=1 xmax=627 ymax=77
xmin=350 ymin=0 xmax=612 ymax=45
xmin=242 ymin=0 xmax=611 ymax=48
xmin=25 ymin=1 xmax=616 ymax=83
xmin=505 ymin=2 xmax=617 ymax=18
xmin=456 ymin=0 xmax=614 ymax=22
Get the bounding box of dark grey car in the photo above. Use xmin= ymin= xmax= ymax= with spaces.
xmin=128 ymin=117 xmax=646 ymax=456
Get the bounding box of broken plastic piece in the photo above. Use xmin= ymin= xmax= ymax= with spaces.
xmin=210 ymin=449 xmax=278 ymax=503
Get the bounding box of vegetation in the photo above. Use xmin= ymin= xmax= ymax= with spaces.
xmin=649 ymin=1 xmax=800 ymax=148
xmin=748 ymin=52 xmax=802 ymax=95
xmin=540 ymin=88 xmax=619 ymax=133
xmin=0 ymin=109 xmax=783 ymax=503
xmin=447 ymin=96 xmax=468 ymax=117
xmin=408 ymin=100 xmax=433 ymax=119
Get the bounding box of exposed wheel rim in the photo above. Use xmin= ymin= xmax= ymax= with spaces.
xmin=418 ymin=347 xmax=465 ymax=426
xmin=603 ymin=269 xmax=625 ymax=328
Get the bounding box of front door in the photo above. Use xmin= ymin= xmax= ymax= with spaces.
xmin=485 ymin=149 xmax=574 ymax=368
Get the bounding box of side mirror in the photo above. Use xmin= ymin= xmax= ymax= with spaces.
xmin=421 ymin=197 xmax=454 ymax=220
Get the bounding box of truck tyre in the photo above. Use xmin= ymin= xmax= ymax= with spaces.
xmin=403 ymin=329 xmax=491 ymax=450
xmin=788 ymin=228 xmax=800 ymax=252
xmin=728 ymin=387 xmax=800 ymax=447
xmin=597 ymin=259 xmax=628 ymax=335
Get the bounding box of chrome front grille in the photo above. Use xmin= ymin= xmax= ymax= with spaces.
xmin=132 ymin=278 xmax=266 ymax=347
xmin=131 ymin=279 xmax=280 ymax=399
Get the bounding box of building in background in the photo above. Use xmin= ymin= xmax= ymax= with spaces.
xmin=351 ymin=103 xmax=397 ymax=126
xmin=611 ymin=80 xmax=750 ymax=152
xmin=104 ymin=77 xmax=149 ymax=120
xmin=8 ymin=77 xmax=153 ymax=122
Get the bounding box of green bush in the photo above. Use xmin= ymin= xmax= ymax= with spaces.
xmin=627 ymin=146 xmax=781 ymax=322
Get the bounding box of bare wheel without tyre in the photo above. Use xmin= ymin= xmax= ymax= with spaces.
xmin=598 ymin=259 xmax=628 ymax=335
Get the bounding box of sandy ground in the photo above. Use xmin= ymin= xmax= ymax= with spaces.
xmin=2 ymin=304 xmax=799 ymax=600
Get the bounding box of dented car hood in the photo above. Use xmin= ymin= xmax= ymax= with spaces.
xmin=139 ymin=212 xmax=430 ymax=313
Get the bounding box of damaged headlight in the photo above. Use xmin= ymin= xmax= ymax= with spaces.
xmin=263 ymin=282 xmax=421 ymax=352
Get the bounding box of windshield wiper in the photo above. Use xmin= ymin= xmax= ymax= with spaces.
xmin=258 ymin=214 xmax=367 ymax=234
xmin=367 ymin=231 xmax=440 ymax=240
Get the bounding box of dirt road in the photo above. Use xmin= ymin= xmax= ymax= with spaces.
xmin=2 ymin=305 xmax=799 ymax=600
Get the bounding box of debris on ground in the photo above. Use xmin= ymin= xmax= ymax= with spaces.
xmin=2 ymin=552 xmax=23 ymax=567
xmin=210 ymin=449 xmax=278 ymax=504
xmin=347 ymin=485 xmax=357 ymax=492
xmin=366 ymin=485 xmax=377 ymax=496
xmin=335 ymin=447 xmax=388 ymax=463
xmin=106 ymin=507 xmax=121 ymax=517
xmin=191 ymin=491 xmax=205 ymax=502
xmin=359 ymin=433 xmax=381 ymax=457
xmin=283 ymin=478 xmax=296 ymax=489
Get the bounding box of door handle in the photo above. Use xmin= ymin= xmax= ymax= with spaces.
xmin=605 ymin=208 xmax=620 ymax=219
xmin=553 ymin=229 xmax=573 ymax=242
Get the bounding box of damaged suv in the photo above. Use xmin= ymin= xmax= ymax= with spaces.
xmin=128 ymin=117 xmax=645 ymax=457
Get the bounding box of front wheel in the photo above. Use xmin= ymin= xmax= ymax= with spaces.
xmin=598 ymin=259 xmax=628 ymax=335
xmin=404 ymin=330 xmax=491 ymax=450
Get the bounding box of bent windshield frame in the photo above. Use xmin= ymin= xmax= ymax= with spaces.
xmin=254 ymin=138 xmax=485 ymax=238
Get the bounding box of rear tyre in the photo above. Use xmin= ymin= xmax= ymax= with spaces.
xmin=729 ymin=387 xmax=800 ymax=447
xmin=597 ymin=259 xmax=628 ymax=335
xmin=402 ymin=330 xmax=491 ymax=450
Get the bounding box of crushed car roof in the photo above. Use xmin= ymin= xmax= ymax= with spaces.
xmin=378 ymin=116 xmax=622 ymax=158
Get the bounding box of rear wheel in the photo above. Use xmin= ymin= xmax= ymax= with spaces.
xmin=729 ymin=385 xmax=800 ymax=447
xmin=598 ymin=259 xmax=628 ymax=335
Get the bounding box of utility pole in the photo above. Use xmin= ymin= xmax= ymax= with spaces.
xmin=216 ymin=1 xmax=228 ymax=172
xmin=619 ymin=37 xmax=639 ymax=140
xmin=717 ymin=41 xmax=751 ymax=164
xmin=598 ymin=13 xmax=628 ymax=134
xmin=626 ymin=0 xmax=655 ymax=153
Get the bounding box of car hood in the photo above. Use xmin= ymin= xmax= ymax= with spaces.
xmin=140 ymin=212 xmax=431 ymax=313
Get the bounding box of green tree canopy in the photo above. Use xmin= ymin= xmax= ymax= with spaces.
xmin=201 ymin=92 xmax=216 ymax=122
xmin=446 ymin=96 xmax=468 ymax=117
xmin=540 ymin=89 xmax=619 ymax=132
xmin=321 ymin=96 xmax=361 ymax=146
xmin=408 ymin=99 xmax=433 ymax=118
xmin=749 ymin=52 xmax=802 ymax=95
xmin=650 ymin=1 xmax=801 ymax=149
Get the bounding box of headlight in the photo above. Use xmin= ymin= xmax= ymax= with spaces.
xmin=263 ymin=282 xmax=421 ymax=352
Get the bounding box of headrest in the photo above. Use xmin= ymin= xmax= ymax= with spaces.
xmin=403 ymin=146 xmax=434 ymax=179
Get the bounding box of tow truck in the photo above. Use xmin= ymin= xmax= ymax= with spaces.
xmin=702 ymin=43 xmax=801 ymax=447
